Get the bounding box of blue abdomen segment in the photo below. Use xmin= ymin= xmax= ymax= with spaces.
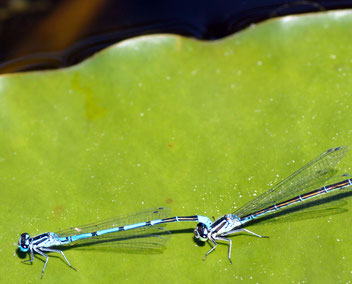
xmin=71 ymin=233 xmax=98 ymax=242
xmin=58 ymin=214 xmax=213 ymax=244
xmin=197 ymin=215 xmax=213 ymax=228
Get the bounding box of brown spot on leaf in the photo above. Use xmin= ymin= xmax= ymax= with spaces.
xmin=52 ymin=205 xmax=64 ymax=216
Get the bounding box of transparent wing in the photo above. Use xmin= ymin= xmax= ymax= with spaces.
xmin=248 ymin=174 xmax=352 ymax=226
xmin=234 ymin=146 xmax=349 ymax=218
xmin=66 ymin=227 xmax=171 ymax=254
xmin=56 ymin=207 xmax=171 ymax=252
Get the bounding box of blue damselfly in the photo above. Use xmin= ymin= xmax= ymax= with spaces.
xmin=194 ymin=146 xmax=352 ymax=262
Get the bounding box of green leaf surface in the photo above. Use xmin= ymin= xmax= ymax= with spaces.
xmin=1 ymin=9 xmax=352 ymax=283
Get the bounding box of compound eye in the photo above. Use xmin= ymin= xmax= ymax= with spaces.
xmin=18 ymin=233 xmax=30 ymax=252
xmin=194 ymin=223 xmax=208 ymax=242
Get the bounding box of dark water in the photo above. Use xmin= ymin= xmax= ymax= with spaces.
xmin=1 ymin=0 xmax=352 ymax=73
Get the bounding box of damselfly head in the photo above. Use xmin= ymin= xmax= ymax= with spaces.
xmin=193 ymin=223 xmax=208 ymax=242
xmin=18 ymin=233 xmax=30 ymax=252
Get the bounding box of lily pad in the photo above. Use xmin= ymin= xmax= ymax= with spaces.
xmin=1 ymin=9 xmax=352 ymax=283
